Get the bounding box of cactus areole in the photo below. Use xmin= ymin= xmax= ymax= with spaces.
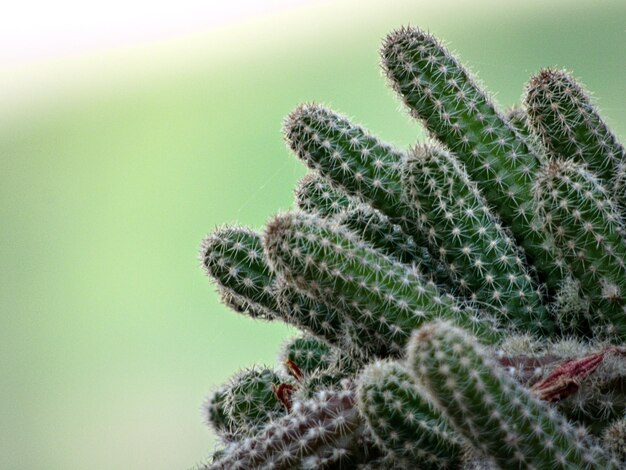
xmin=198 ymin=26 xmax=626 ymax=469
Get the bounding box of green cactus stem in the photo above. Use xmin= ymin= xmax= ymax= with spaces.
xmin=402 ymin=143 xmax=551 ymax=334
xmin=524 ymin=69 xmax=626 ymax=188
xmin=206 ymin=388 xmax=364 ymax=470
xmin=357 ymin=360 xmax=463 ymax=468
xmin=295 ymin=172 xmax=353 ymax=217
xmin=408 ymin=320 xmax=618 ymax=469
xmin=278 ymin=335 xmax=336 ymax=378
xmin=284 ymin=104 xmax=423 ymax=239
xmin=203 ymin=385 xmax=231 ymax=437
xmin=381 ymin=26 xmax=565 ymax=289
xmin=223 ymin=367 xmax=289 ymax=436
xmin=264 ymin=211 xmax=501 ymax=356
xmin=535 ymin=159 xmax=626 ymax=339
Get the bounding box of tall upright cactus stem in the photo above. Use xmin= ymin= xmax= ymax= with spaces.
xmin=535 ymin=159 xmax=626 ymax=339
xmin=264 ymin=211 xmax=501 ymax=356
xmin=357 ymin=360 xmax=463 ymax=468
xmin=381 ymin=26 xmax=565 ymax=289
xmin=402 ymin=144 xmax=551 ymax=334
xmin=524 ymin=69 xmax=626 ymax=188
xmin=206 ymin=388 xmax=363 ymax=470
xmin=408 ymin=320 xmax=618 ymax=469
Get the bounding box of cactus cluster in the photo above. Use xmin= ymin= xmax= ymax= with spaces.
xmin=196 ymin=26 xmax=626 ymax=469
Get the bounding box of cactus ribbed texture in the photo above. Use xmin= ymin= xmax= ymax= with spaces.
xmin=357 ymin=360 xmax=463 ymax=468
xmin=408 ymin=320 xmax=618 ymax=469
xmin=203 ymin=386 xmax=230 ymax=436
xmin=402 ymin=143 xmax=551 ymax=333
xmin=284 ymin=104 xmax=422 ymax=239
xmin=381 ymin=27 xmax=565 ymax=289
xmin=536 ymin=159 xmax=626 ymax=339
xmin=264 ymin=211 xmax=501 ymax=354
xmin=525 ymin=69 xmax=626 ymax=188
xmin=295 ymin=172 xmax=352 ymax=217
xmin=196 ymin=24 xmax=626 ymax=469
xmin=279 ymin=335 xmax=335 ymax=378
xmin=603 ymin=417 xmax=626 ymax=462
xmin=223 ymin=367 xmax=288 ymax=436
xmin=201 ymin=226 xmax=278 ymax=320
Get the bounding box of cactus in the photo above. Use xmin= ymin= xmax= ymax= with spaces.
xmin=535 ymin=159 xmax=626 ymax=339
xmin=380 ymin=28 xmax=568 ymax=290
xmin=524 ymin=69 xmax=626 ymax=189
xmin=357 ymin=360 xmax=463 ymax=467
xmin=402 ymin=143 xmax=550 ymax=333
xmin=408 ymin=320 xmax=618 ymax=469
xmin=196 ymin=24 xmax=626 ymax=469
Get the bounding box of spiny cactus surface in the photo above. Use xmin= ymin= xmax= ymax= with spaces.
xmin=196 ymin=25 xmax=626 ymax=469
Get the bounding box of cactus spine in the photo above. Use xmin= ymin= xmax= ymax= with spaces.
xmin=536 ymin=159 xmax=626 ymax=339
xmin=196 ymin=24 xmax=626 ymax=469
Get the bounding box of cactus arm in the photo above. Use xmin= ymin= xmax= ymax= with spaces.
xmin=284 ymin=104 xmax=423 ymax=236
xmin=524 ymin=69 xmax=626 ymax=187
xmin=278 ymin=335 xmax=336 ymax=378
xmin=408 ymin=320 xmax=618 ymax=469
xmin=201 ymin=226 xmax=279 ymax=319
xmin=381 ymin=26 xmax=565 ymax=289
xmin=357 ymin=360 xmax=463 ymax=468
xmin=535 ymin=159 xmax=626 ymax=339
xmin=295 ymin=172 xmax=353 ymax=217
xmin=402 ymin=143 xmax=552 ymax=334
xmin=205 ymin=389 xmax=362 ymax=470
xmin=264 ymin=211 xmax=501 ymax=356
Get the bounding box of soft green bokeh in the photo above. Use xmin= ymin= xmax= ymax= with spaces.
xmin=1 ymin=1 xmax=624 ymax=468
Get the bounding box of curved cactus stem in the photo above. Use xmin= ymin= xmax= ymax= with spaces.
xmin=295 ymin=172 xmax=353 ymax=217
xmin=408 ymin=320 xmax=618 ymax=469
xmin=278 ymin=335 xmax=336 ymax=378
xmin=203 ymin=385 xmax=231 ymax=437
xmin=264 ymin=211 xmax=502 ymax=355
xmin=402 ymin=143 xmax=552 ymax=334
xmin=535 ymin=159 xmax=626 ymax=340
xmin=381 ymin=26 xmax=565 ymax=290
xmin=524 ymin=69 xmax=626 ymax=188
xmin=201 ymin=226 xmax=279 ymax=320
xmin=357 ymin=360 xmax=463 ymax=468
xmin=223 ymin=367 xmax=289 ymax=436
xmin=284 ymin=104 xmax=423 ymax=239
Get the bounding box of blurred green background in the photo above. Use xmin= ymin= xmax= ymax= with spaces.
xmin=1 ymin=0 xmax=624 ymax=468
